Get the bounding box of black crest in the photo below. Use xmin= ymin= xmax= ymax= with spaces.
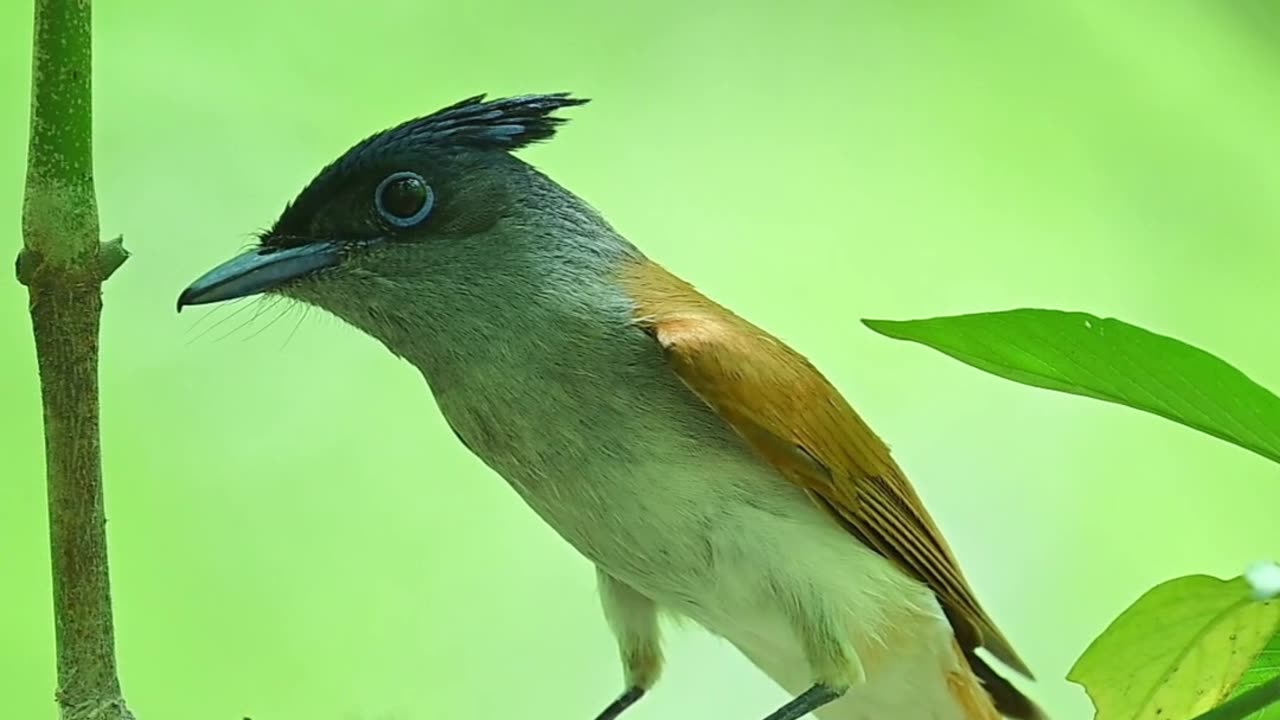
xmin=340 ymin=92 xmax=590 ymax=161
xmin=266 ymin=93 xmax=589 ymax=242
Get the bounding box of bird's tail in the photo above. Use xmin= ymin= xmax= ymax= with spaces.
xmin=943 ymin=641 xmax=1004 ymax=720
xmin=960 ymin=644 xmax=1047 ymax=720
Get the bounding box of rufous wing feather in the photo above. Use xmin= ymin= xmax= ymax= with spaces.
xmin=621 ymin=258 xmax=1041 ymax=719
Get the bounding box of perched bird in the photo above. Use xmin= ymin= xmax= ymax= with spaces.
xmin=178 ymin=93 xmax=1044 ymax=720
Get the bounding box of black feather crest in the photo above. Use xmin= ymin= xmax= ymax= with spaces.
xmin=265 ymin=93 xmax=588 ymax=241
xmin=394 ymin=92 xmax=590 ymax=151
xmin=335 ymin=92 xmax=589 ymax=169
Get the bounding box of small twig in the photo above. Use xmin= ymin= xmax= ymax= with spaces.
xmin=99 ymin=235 xmax=129 ymax=280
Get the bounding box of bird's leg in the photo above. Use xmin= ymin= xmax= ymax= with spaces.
xmin=759 ymin=684 xmax=845 ymax=720
xmin=758 ymin=595 xmax=862 ymax=720
xmin=593 ymin=686 xmax=646 ymax=720
xmin=594 ymin=569 xmax=662 ymax=720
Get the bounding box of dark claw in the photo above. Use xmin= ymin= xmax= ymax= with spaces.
xmin=760 ymin=683 xmax=844 ymax=720
xmin=594 ymin=686 xmax=645 ymax=720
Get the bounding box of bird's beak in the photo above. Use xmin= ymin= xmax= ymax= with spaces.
xmin=176 ymin=242 xmax=340 ymax=311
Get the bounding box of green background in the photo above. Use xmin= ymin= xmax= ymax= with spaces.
xmin=3 ymin=1 xmax=1279 ymax=718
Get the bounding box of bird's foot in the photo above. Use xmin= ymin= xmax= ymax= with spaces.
xmin=759 ymin=683 xmax=844 ymax=720
xmin=593 ymin=686 xmax=645 ymax=720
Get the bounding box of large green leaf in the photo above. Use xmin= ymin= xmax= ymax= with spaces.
xmin=1068 ymin=575 xmax=1280 ymax=719
xmin=862 ymin=310 xmax=1280 ymax=466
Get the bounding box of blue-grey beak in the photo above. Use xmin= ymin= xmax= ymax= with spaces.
xmin=177 ymin=242 xmax=340 ymax=311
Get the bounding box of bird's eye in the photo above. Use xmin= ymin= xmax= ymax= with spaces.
xmin=375 ymin=171 xmax=434 ymax=228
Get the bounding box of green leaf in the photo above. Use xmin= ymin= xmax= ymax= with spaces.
xmin=1229 ymin=631 xmax=1280 ymax=719
xmin=1067 ymin=575 xmax=1280 ymax=719
xmin=862 ymin=310 xmax=1280 ymax=466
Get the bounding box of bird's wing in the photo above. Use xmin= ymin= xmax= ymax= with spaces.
xmin=621 ymin=259 xmax=1032 ymax=680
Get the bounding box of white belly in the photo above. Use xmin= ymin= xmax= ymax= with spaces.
xmin=647 ymin=462 xmax=971 ymax=720
xmin=508 ymin=433 xmax=976 ymax=720
xmin=434 ymin=359 xmax=982 ymax=719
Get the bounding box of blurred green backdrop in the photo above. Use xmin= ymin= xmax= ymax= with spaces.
xmin=4 ymin=1 xmax=1280 ymax=718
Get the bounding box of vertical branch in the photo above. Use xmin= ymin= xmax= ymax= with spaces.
xmin=18 ymin=0 xmax=133 ymax=718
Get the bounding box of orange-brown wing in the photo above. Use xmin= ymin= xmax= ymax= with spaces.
xmin=621 ymin=259 xmax=1032 ymax=680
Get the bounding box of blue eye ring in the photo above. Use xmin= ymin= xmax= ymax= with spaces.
xmin=375 ymin=171 xmax=434 ymax=228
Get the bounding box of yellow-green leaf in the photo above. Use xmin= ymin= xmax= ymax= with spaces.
xmin=1068 ymin=574 xmax=1280 ymax=720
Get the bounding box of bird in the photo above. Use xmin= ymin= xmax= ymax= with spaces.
xmin=177 ymin=93 xmax=1045 ymax=720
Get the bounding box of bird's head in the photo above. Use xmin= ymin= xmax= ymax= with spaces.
xmin=177 ymin=92 xmax=624 ymax=361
